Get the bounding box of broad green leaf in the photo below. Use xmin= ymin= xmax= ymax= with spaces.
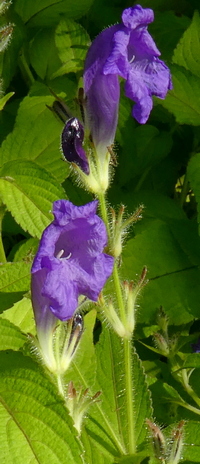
xmin=187 ymin=153 xmax=200 ymax=234
xmin=0 ymin=318 xmax=26 ymax=350
xmin=182 ymin=354 xmax=200 ymax=369
xmin=52 ymin=19 xmax=90 ymax=78
xmin=1 ymin=297 xmax=36 ymax=335
xmin=161 ymin=65 xmax=200 ymax=125
xmin=121 ymin=218 xmax=200 ymax=324
xmin=81 ymin=429 xmax=115 ymax=464
xmin=0 ymin=160 xmax=67 ymax=237
xmin=149 ymin=11 xmax=190 ymax=61
xmin=117 ymin=125 xmax=172 ymax=185
xmin=14 ymin=0 xmax=94 ymax=26
xmin=0 ymin=261 xmax=31 ymax=312
xmin=0 ymin=91 xmax=69 ymax=182
xmin=8 ymin=237 xmax=39 ymax=262
xmin=0 ymin=351 xmax=83 ymax=464
xmin=173 ymin=11 xmax=200 ymax=79
xmin=0 ymin=92 xmax=14 ymax=111
xmin=29 ymin=28 xmax=62 ymax=80
xmin=84 ymin=327 xmax=152 ymax=457
xmin=181 ymin=421 xmax=200 ymax=462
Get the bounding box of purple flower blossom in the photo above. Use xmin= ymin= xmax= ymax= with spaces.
xmin=61 ymin=117 xmax=89 ymax=174
xmin=31 ymin=200 xmax=114 ymax=324
xmin=84 ymin=4 xmax=172 ymax=154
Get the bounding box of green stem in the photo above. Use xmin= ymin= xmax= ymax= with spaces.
xmin=124 ymin=338 xmax=136 ymax=454
xmin=179 ymin=173 xmax=189 ymax=208
xmin=113 ymin=263 xmax=126 ymax=326
xmin=181 ymin=369 xmax=200 ymax=408
xmin=18 ymin=49 xmax=35 ymax=88
xmin=0 ymin=205 xmax=6 ymax=263
xmin=97 ymin=191 xmax=110 ymax=239
xmin=176 ymin=400 xmax=200 ymax=416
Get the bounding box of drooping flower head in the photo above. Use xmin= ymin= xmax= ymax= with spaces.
xmin=84 ymin=4 xmax=172 ymax=158
xmin=31 ymin=199 xmax=114 ymax=323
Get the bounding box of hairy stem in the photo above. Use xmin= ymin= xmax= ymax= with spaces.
xmin=124 ymin=338 xmax=136 ymax=454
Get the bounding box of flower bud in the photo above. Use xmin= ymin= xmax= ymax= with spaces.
xmin=66 ymin=381 xmax=101 ymax=434
xmin=146 ymin=419 xmax=166 ymax=461
xmin=168 ymin=421 xmax=185 ymax=464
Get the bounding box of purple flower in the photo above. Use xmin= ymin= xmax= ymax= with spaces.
xmin=31 ymin=200 xmax=114 ymax=324
xmin=84 ymin=4 xmax=172 ymax=154
xmin=61 ymin=117 xmax=89 ymax=174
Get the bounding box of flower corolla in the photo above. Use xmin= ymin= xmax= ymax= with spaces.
xmin=83 ymin=4 xmax=172 ymax=157
xmin=31 ymin=200 xmax=114 ymax=325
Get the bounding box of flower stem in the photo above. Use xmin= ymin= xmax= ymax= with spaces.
xmin=113 ymin=262 xmax=126 ymax=326
xmin=124 ymin=338 xmax=136 ymax=454
xmin=97 ymin=191 xmax=110 ymax=239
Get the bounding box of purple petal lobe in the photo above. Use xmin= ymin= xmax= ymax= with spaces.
xmin=61 ymin=117 xmax=89 ymax=174
xmin=31 ymin=200 xmax=114 ymax=322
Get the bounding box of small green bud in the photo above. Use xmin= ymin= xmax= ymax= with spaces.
xmin=168 ymin=421 xmax=185 ymax=464
xmin=66 ymin=381 xmax=101 ymax=434
xmin=146 ymin=419 xmax=166 ymax=462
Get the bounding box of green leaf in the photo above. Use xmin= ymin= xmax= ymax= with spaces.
xmin=81 ymin=429 xmax=115 ymax=464
xmin=187 ymin=153 xmax=200 ymax=234
xmin=0 ymin=318 xmax=26 ymax=351
xmin=1 ymin=297 xmax=36 ymax=335
xmin=117 ymin=125 xmax=172 ymax=185
xmin=182 ymin=354 xmax=200 ymax=369
xmin=0 ymin=91 xmax=69 ymax=182
xmin=161 ymin=65 xmax=200 ymax=125
xmin=8 ymin=237 xmax=39 ymax=262
xmin=29 ymin=28 xmax=62 ymax=80
xmin=0 ymin=160 xmax=67 ymax=237
xmin=173 ymin=11 xmax=200 ymax=79
xmin=182 ymin=421 xmax=200 ymax=462
xmin=121 ymin=218 xmax=200 ymax=324
xmin=0 ymin=351 xmax=83 ymax=464
xmin=14 ymin=0 xmax=94 ymax=26
xmin=0 ymin=261 xmax=31 ymax=312
xmin=149 ymin=11 xmax=190 ymax=62
xmin=0 ymin=92 xmax=14 ymax=111
xmin=52 ymin=19 xmax=90 ymax=78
